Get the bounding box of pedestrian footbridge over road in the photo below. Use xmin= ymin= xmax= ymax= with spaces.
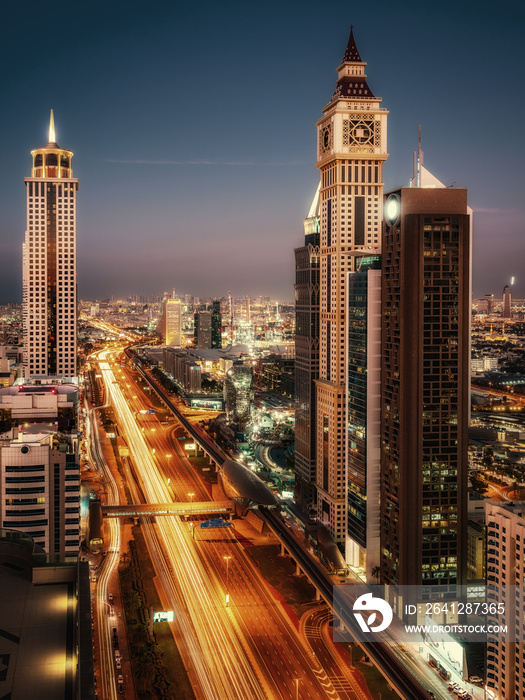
xmin=101 ymin=501 xmax=235 ymax=518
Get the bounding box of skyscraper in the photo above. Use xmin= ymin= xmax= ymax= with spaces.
xmin=315 ymin=29 xmax=388 ymax=544
xmin=211 ymin=300 xmax=222 ymax=349
xmin=194 ymin=310 xmax=212 ymax=349
xmin=294 ymin=186 xmax=320 ymax=512
xmin=166 ymin=298 xmax=182 ymax=346
xmin=23 ymin=111 xmax=78 ymax=378
xmin=502 ymin=284 xmax=512 ymax=319
xmin=485 ymin=501 xmax=525 ymax=699
xmin=380 ymin=179 xmax=471 ymax=587
xmin=346 ymin=252 xmax=382 ymax=581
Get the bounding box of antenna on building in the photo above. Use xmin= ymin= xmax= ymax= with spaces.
xmin=412 ymin=124 xmax=423 ymax=187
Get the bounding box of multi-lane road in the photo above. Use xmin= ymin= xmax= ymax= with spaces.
xmin=93 ymin=347 xmax=355 ymax=700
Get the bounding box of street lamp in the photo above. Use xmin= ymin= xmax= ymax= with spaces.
xmin=188 ymin=492 xmax=195 ymax=503
xmin=293 ymin=678 xmax=301 ymax=700
xmin=224 ymin=555 xmax=232 ymax=606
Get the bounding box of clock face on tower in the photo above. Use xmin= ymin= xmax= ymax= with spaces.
xmin=342 ymin=116 xmax=380 ymax=151
xmin=320 ymin=124 xmax=332 ymax=154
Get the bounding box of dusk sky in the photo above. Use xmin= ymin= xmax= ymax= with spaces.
xmin=1 ymin=0 xmax=524 ymax=303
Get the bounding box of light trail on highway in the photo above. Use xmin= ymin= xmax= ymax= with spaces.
xmin=97 ymin=349 xmax=268 ymax=700
xmin=85 ymin=397 xmax=121 ymax=700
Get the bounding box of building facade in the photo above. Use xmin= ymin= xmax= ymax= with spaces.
xmin=314 ymin=29 xmax=388 ymax=544
xmin=485 ymin=501 xmax=525 ymax=699
xmin=502 ymin=284 xmax=512 ymax=319
xmin=23 ymin=111 xmax=78 ymax=378
xmin=345 ymin=253 xmax=381 ymax=580
xmin=380 ymin=185 xmax=471 ymax=586
xmin=211 ymin=300 xmax=222 ymax=349
xmin=0 ymin=427 xmax=80 ymax=556
xmin=194 ymin=310 xmax=212 ymax=349
xmin=166 ymin=299 xmax=182 ymax=346
xmin=224 ymin=362 xmax=253 ymax=433
xmin=294 ymin=187 xmax=320 ymax=512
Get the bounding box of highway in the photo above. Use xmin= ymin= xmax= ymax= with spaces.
xmin=106 ymin=351 xmax=356 ymax=700
xmin=129 ymin=352 xmax=444 ymax=699
xmin=85 ymin=398 xmax=122 ymax=700
xmin=97 ymin=348 xmax=267 ymax=700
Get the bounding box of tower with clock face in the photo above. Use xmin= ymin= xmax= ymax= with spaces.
xmin=314 ymin=28 xmax=388 ymax=554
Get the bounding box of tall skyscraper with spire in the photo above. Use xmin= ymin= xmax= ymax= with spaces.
xmin=23 ymin=111 xmax=78 ymax=377
xmin=314 ymin=29 xmax=388 ymax=546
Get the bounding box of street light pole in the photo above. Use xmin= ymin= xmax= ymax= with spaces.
xmin=293 ymin=678 xmax=301 ymax=700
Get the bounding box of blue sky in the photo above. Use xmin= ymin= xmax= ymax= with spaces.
xmin=1 ymin=0 xmax=524 ymax=302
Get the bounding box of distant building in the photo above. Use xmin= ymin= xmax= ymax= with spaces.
xmin=211 ymin=300 xmax=222 ymax=349
xmin=23 ymin=111 xmax=78 ymax=377
xmin=166 ymin=299 xmax=182 ymax=346
xmin=471 ymin=356 xmax=499 ymax=374
xmin=163 ymin=348 xmax=202 ymax=392
xmin=502 ymin=284 xmax=512 ymax=319
xmin=0 ymin=345 xmax=23 ymax=387
xmin=156 ymin=291 xmax=170 ymax=338
xmin=194 ymin=310 xmax=212 ymax=349
xmin=224 ymin=362 xmax=254 ymax=433
xmin=484 ymin=293 xmax=494 ymax=315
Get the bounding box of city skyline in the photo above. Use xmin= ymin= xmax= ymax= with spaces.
xmin=1 ymin=1 xmax=524 ymax=303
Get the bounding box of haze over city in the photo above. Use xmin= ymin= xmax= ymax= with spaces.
xmin=1 ymin=0 xmax=524 ymax=301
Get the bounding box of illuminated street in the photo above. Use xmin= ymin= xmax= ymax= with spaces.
xmin=93 ymin=347 xmax=350 ymax=700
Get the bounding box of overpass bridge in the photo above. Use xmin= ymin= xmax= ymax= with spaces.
xmin=102 ymin=501 xmax=234 ymax=518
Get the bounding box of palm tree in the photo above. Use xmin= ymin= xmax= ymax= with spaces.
xmin=132 ymin=651 xmax=155 ymax=696
xmin=371 ymin=566 xmax=381 ymax=584
xmin=134 ymin=622 xmax=151 ymax=652
xmin=125 ymin=590 xmax=142 ymax=621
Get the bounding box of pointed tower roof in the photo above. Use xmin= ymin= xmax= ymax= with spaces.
xmin=331 ymin=27 xmax=375 ymax=102
xmin=46 ymin=109 xmax=59 ymax=147
xmin=342 ymin=26 xmax=362 ymax=63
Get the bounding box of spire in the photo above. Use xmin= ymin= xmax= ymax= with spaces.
xmin=331 ymin=26 xmax=375 ymax=102
xmin=342 ymin=26 xmax=362 ymax=63
xmin=48 ymin=109 xmax=58 ymax=146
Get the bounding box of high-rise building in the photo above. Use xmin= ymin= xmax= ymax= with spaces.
xmin=211 ymin=300 xmax=222 ymax=349
xmin=346 ymin=252 xmax=381 ymax=581
xmin=224 ymin=362 xmax=254 ymax=433
xmin=502 ymin=284 xmax=512 ymax=319
xmin=485 ymin=501 xmax=525 ymax=699
xmin=194 ymin=310 xmax=212 ymax=349
xmin=380 ymin=181 xmax=471 ymax=587
xmin=0 ymin=378 xmax=80 ymax=556
xmin=294 ymin=186 xmax=320 ymax=512
xmin=23 ymin=111 xmax=78 ymax=378
xmin=166 ymin=299 xmax=182 ymax=346
xmin=484 ymin=293 xmax=494 ymax=315
xmin=314 ymin=29 xmax=388 ymax=544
